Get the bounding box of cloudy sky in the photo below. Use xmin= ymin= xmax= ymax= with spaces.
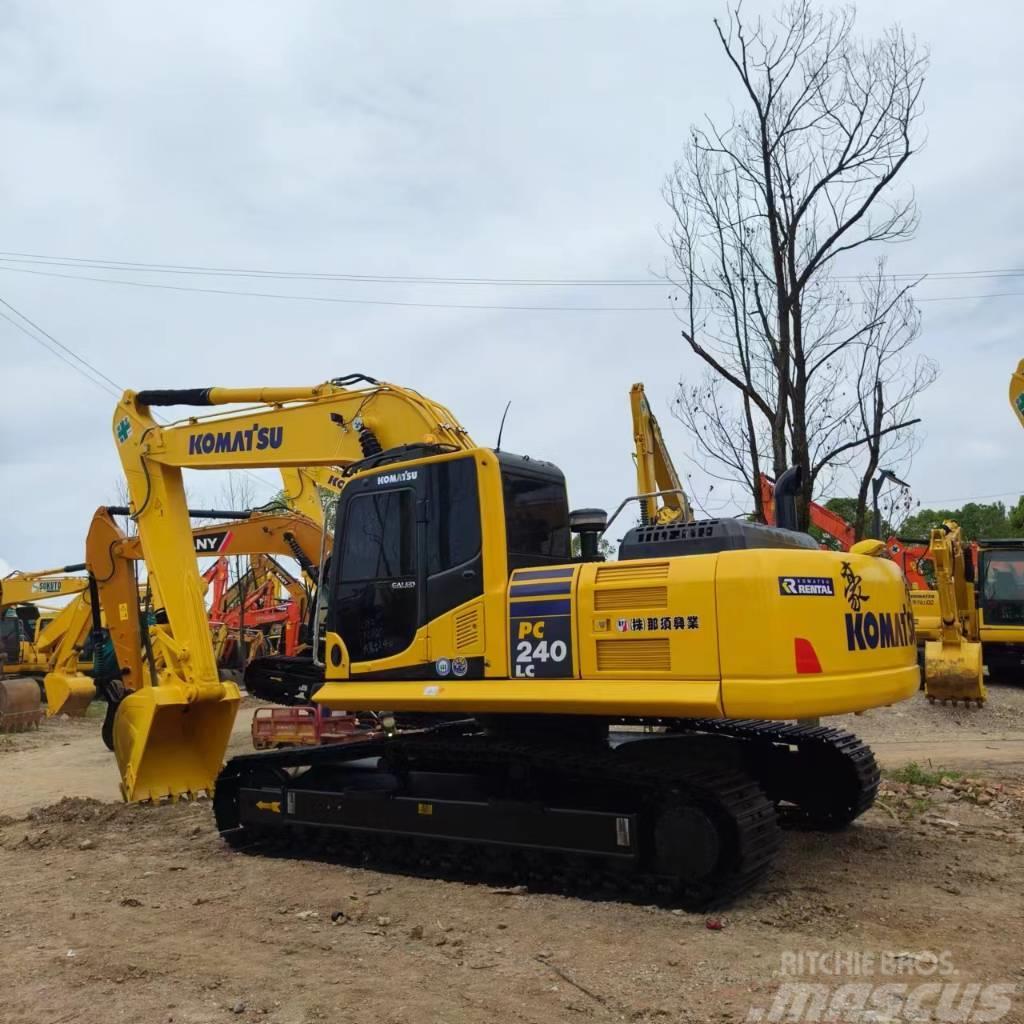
xmin=1 ymin=0 xmax=1022 ymax=574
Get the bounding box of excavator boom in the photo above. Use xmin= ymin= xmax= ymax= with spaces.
xmin=630 ymin=383 xmax=693 ymax=525
xmin=108 ymin=376 xmax=466 ymax=799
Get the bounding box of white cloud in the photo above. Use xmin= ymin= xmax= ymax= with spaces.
xmin=0 ymin=1 xmax=1022 ymax=568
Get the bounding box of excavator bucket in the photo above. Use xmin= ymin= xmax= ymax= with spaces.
xmin=923 ymin=639 xmax=986 ymax=706
xmin=44 ymin=671 xmax=96 ymax=717
xmin=0 ymin=678 xmax=44 ymax=732
xmin=113 ymin=681 xmax=241 ymax=802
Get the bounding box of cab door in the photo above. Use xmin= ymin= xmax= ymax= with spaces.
xmin=331 ymin=479 xmax=422 ymax=663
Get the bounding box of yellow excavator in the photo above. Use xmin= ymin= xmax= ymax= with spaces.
xmin=37 ymin=590 xmax=101 ymax=716
xmin=96 ymin=374 xmax=919 ymax=908
xmin=921 ymin=522 xmax=986 ymax=705
xmin=906 ymin=359 xmax=1024 ymax=700
xmin=1 ymin=566 xmax=90 ymax=729
xmin=630 ymin=382 xmax=694 ymax=526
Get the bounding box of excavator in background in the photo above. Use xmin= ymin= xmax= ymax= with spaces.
xmin=207 ymin=553 xmax=310 ymax=663
xmin=77 ymin=507 xmax=331 ymax=730
xmin=630 ymin=383 xmax=693 ymax=526
xmin=36 ymin=591 xmax=101 ymax=716
xmin=758 ymin=475 xmax=931 ymax=590
xmin=99 ymin=374 xmax=919 ymax=908
xmin=0 ymin=566 xmax=90 ymax=729
xmin=921 ymin=522 xmax=986 ymax=705
xmin=904 ymin=359 xmax=1024 ymax=697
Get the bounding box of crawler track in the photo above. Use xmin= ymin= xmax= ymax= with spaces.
xmin=667 ymin=718 xmax=881 ymax=828
xmin=213 ymin=722 xmax=781 ymax=909
xmin=243 ymin=655 xmax=324 ymax=705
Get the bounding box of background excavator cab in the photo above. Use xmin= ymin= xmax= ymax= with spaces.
xmin=977 ymin=543 xmax=1024 ymax=625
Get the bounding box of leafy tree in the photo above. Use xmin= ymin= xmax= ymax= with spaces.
xmin=900 ymin=501 xmax=1022 ymax=542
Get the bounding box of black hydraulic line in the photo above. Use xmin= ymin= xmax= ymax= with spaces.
xmin=105 ymin=506 xmax=252 ymax=520
xmin=61 ymin=562 xmax=87 ymax=573
xmin=136 ymin=387 xmax=215 ymax=406
xmin=139 ymin=376 xmax=378 ymax=407
xmin=282 ymin=532 xmax=316 ymax=577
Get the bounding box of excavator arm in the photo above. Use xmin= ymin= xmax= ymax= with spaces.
xmin=86 ymin=508 xmax=329 ymax=698
xmin=109 ymin=376 xmax=472 ymax=799
xmin=38 ymin=589 xmax=98 ymax=717
xmin=923 ymin=521 xmax=985 ymax=705
xmin=630 ymin=383 xmax=693 ymax=525
xmin=0 ymin=567 xmax=89 ymax=607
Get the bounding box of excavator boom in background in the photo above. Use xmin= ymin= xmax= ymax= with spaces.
xmin=630 ymin=383 xmax=693 ymax=526
xmin=99 ymin=373 xmax=919 ymax=908
xmin=1 ymin=566 xmax=90 ymax=729
xmin=81 ymin=507 xmax=331 ymax=731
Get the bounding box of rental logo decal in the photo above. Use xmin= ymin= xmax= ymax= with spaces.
xmin=779 ymin=576 xmax=835 ymax=597
xmin=841 ymin=560 xmax=915 ymax=651
xmin=116 ymin=417 xmax=132 ymax=444
xmin=187 ymin=423 xmax=283 ymax=456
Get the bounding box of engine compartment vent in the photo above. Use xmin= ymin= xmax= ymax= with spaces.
xmin=593 ymin=586 xmax=668 ymax=610
xmin=596 ymin=637 xmax=671 ymax=673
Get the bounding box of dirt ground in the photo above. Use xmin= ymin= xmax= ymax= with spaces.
xmin=2 ymin=691 xmax=1024 ymax=1024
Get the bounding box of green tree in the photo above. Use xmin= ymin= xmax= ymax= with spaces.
xmin=900 ymin=501 xmax=1022 ymax=542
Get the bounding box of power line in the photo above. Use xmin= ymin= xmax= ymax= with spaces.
xmin=0 ymin=303 xmax=121 ymax=399
xmin=1 ymin=263 xmax=1022 ymax=312
xmin=0 ymin=295 xmax=123 ymax=396
xmin=0 ymin=295 xmax=277 ymax=494
xmin=915 ymin=489 xmax=1024 ymax=505
xmin=0 ymin=249 xmax=1022 ymax=286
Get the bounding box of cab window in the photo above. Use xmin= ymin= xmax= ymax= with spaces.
xmin=339 ymin=490 xmax=416 ymax=582
xmin=501 ymin=471 xmax=570 ymax=565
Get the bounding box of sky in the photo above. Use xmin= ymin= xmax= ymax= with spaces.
xmin=1 ymin=0 xmax=1022 ymax=572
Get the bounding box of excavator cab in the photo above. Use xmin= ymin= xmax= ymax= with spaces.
xmin=323 ymin=449 xmax=569 ymax=673
xmin=975 ymin=539 xmax=1024 ymax=683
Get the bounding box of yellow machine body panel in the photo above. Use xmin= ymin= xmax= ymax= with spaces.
xmin=316 ymin=547 xmax=919 ymax=720
xmin=978 ymin=623 xmax=1024 ymax=644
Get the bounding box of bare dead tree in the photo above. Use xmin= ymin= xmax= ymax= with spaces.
xmin=845 ymin=261 xmax=938 ymax=538
xmin=664 ymin=0 xmax=928 ymax=528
